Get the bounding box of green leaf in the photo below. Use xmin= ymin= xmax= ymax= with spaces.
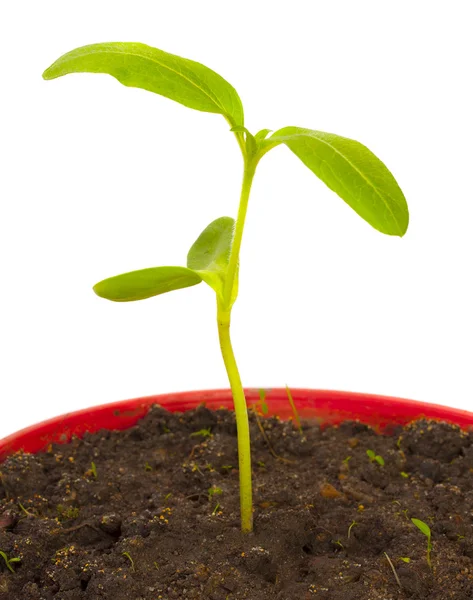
xmin=411 ymin=518 xmax=431 ymax=539
xmin=255 ymin=128 xmax=272 ymax=141
xmin=93 ymin=266 xmax=202 ymax=302
xmin=267 ymin=127 xmax=409 ymax=236
xmin=43 ymin=42 xmax=244 ymax=127
xmin=187 ymin=216 xmax=236 ymax=298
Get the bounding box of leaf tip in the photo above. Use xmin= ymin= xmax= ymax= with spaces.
xmin=92 ymin=281 xmax=105 ymax=298
xmin=42 ymin=65 xmax=55 ymax=80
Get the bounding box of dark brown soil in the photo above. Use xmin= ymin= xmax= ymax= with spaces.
xmin=1 ymin=404 xmax=473 ymax=599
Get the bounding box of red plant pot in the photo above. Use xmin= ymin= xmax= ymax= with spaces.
xmin=1 ymin=389 xmax=473 ymax=463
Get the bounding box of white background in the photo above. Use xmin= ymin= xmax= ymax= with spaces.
xmin=1 ymin=1 xmax=472 ymax=439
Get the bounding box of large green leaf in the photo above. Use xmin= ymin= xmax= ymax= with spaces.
xmin=93 ymin=266 xmax=202 ymax=302
xmin=266 ymin=127 xmax=409 ymax=236
xmin=43 ymin=42 xmax=244 ymax=128
xmin=187 ymin=216 xmax=236 ymax=299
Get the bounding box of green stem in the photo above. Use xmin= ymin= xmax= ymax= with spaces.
xmin=216 ymin=142 xmax=259 ymax=533
xmin=217 ymin=300 xmax=253 ymax=533
xmin=223 ymin=157 xmax=257 ymax=309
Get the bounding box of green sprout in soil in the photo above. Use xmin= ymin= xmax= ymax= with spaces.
xmin=144 ymin=462 xmax=153 ymax=472
xmin=257 ymin=389 xmax=269 ymax=416
xmin=411 ymin=518 xmax=432 ymax=568
xmin=347 ymin=520 xmax=357 ymax=539
xmin=366 ymin=449 xmax=385 ymax=466
xmin=285 ymin=385 xmax=304 ymax=437
xmin=90 ymin=461 xmax=97 ymax=479
xmin=400 ymin=471 xmax=409 ymax=478
xmin=190 ymin=428 xmax=212 ymax=438
xmin=208 ymin=485 xmax=223 ymax=500
xmin=122 ymin=551 xmax=135 ymax=572
xmin=212 ymin=502 xmax=221 ymax=516
xmin=399 ymin=557 xmax=411 ymax=563
xmin=56 ymin=505 xmax=80 ymax=521
xmin=18 ymin=502 xmax=34 ymax=518
xmin=0 ymin=550 xmax=21 ymax=573
xmin=384 ymin=552 xmax=402 ymax=589
xmin=43 ymin=42 xmax=409 ymax=533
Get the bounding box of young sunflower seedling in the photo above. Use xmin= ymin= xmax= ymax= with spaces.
xmin=208 ymin=485 xmax=223 ymax=501
xmin=0 ymin=550 xmax=21 ymax=573
xmin=285 ymin=385 xmax=304 ymax=438
xmin=384 ymin=552 xmax=402 ymax=589
xmin=347 ymin=520 xmax=357 ymax=540
xmin=122 ymin=551 xmax=135 ymax=572
xmin=411 ymin=518 xmax=432 ymax=568
xmin=366 ymin=449 xmax=385 ymax=466
xmin=43 ymin=42 xmax=409 ymax=533
xmin=190 ymin=428 xmax=212 ymax=439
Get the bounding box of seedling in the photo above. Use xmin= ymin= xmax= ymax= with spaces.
xmin=400 ymin=471 xmax=409 ymax=478
xmin=43 ymin=42 xmax=409 ymax=533
xmin=257 ymin=389 xmax=269 ymax=416
xmin=18 ymin=502 xmax=34 ymax=518
xmin=399 ymin=557 xmax=411 ymax=563
xmin=190 ymin=428 xmax=212 ymax=438
xmin=90 ymin=461 xmax=97 ymax=479
xmin=366 ymin=449 xmax=385 ymax=466
xmin=384 ymin=552 xmax=402 ymax=589
xmin=212 ymin=502 xmax=221 ymax=516
xmin=122 ymin=551 xmax=135 ymax=571
xmin=208 ymin=485 xmax=223 ymax=500
xmin=411 ymin=518 xmax=432 ymax=568
xmin=285 ymin=385 xmax=304 ymax=437
xmin=347 ymin=520 xmax=357 ymax=539
xmin=0 ymin=550 xmax=20 ymax=573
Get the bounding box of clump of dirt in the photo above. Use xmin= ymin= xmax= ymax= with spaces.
xmin=1 ymin=404 xmax=473 ymax=599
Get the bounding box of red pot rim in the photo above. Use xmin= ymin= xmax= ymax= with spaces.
xmin=1 ymin=388 xmax=473 ymax=462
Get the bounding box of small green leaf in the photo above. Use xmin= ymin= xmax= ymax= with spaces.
xmin=93 ymin=266 xmax=202 ymax=302
xmin=266 ymin=126 xmax=409 ymax=236
xmin=187 ymin=216 xmax=235 ymax=298
xmin=366 ymin=449 xmax=376 ymax=460
xmin=255 ymin=128 xmax=272 ymax=141
xmin=43 ymin=42 xmax=244 ymax=127
xmin=187 ymin=217 xmax=234 ymax=272
xmin=399 ymin=557 xmax=411 ymax=563
xmin=411 ymin=518 xmax=431 ymax=539
xmin=258 ymin=389 xmax=269 ymax=415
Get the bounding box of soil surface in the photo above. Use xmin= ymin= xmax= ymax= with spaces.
xmin=1 ymin=404 xmax=473 ymax=599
